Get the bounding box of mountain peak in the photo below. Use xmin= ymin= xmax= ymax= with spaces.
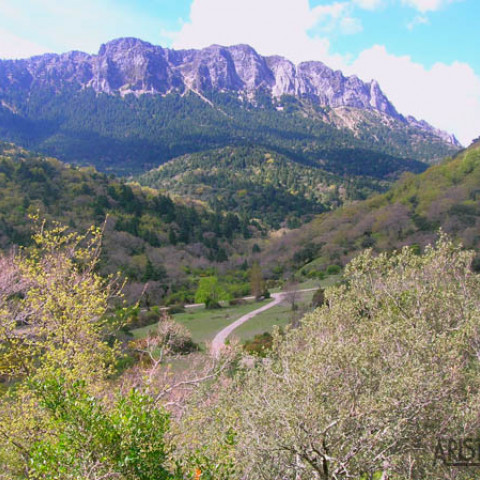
xmin=98 ymin=37 xmax=154 ymax=54
xmin=0 ymin=38 xmax=459 ymax=146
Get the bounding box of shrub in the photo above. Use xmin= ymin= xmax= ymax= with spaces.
xmin=229 ymin=298 xmax=247 ymax=306
xmin=326 ymin=264 xmax=341 ymax=275
xmin=192 ymin=235 xmax=480 ymax=480
xmin=167 ymin=304 xmax=185 ymax=314
xmin=205 ymin=297 xmax=222 ymax=310
xmin=310 ymin=287 xmax=326 ymax=308
xmin=243 ymin=332 xmax=273 ymax=357
xmin=156 ymin=318 xmax=197 ymax=354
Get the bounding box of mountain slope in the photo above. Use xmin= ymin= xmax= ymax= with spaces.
xmin=0 ymin=142 xmax=258 ymax=303
xmin=0 ymin=38 xmax=459 ymax=176
xmin=267 ymin=138 xmax=480 ymax=274
xmin=137 ymin=145 xmax=423 ymax=228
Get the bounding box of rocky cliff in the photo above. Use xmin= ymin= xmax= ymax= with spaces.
xmin=0 ymin=37 xmax=459 ymax=145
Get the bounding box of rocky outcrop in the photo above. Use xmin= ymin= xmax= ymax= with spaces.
xmin=0 ymin=37 xmax=460 ymax=146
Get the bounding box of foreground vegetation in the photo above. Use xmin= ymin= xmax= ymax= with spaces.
xmin=2 ymin=218 xmax=479 ymax=479
xmin=181 ymin=234 xmax=480 ymax=479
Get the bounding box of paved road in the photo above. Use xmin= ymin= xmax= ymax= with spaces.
xmin=210 ymin=288 xmax=318 ymax=357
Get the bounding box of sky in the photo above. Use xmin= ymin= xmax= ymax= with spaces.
xmin=0 ymin=0 xmax=478 ymax=145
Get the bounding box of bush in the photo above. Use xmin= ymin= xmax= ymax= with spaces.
xmin=326 ymin=264 xmax=341 ymax=275
xmin=229 ymin=298 xmax=247 ymax=306
xmin=156 ymin=318 xmax=197 ymax=354
xmin=205 ymin=297 xmax=222 ymax=309
xmin=27 ymin=378 xmax=178 ymax=480
xmin=244 ymin=332 xmax=274 ymax=357
xmin=199 ymin=235 xmax=480 ymax=479
xmin=472 ymin=253 xmax=480 ymax=272
xmin=167 ymin=304 xmax=185 ymax=314
xmin=310 ymin=287 xmax=326 ymax=308
xmin=130 ymin=309 xmax=161 ymax=329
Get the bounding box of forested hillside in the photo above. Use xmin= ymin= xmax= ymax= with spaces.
xmin=0 ymin=89 xmax=441 ymax=176
xmin=0 ymin=142 xmax=258 ymax=303
xmin=137 ymin=145 xmax=391 ymax=229
xmin=269 ymin=138 xmax=480 ymax=275
xmin=0 ymin=38 xmax=459 ymax=180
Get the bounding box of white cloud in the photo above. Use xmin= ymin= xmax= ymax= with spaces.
xmin=0 ymin=0 xmax=176 ymax=56
xmin=348 ymin=45 xmax=480 ymax=145
xmin=0 ymin=28 xmax=50 ymax=59
xmin=401 ymin=0 xmax=455 ymax=13
xmin=310 ymin=2 xmax=363 ymax=35
xmin=172 ymin=0 xmax=347 ymax=68
xmin=340 ymin=16 xmax=364 ymax=34
xmin=406 ymin=14 xmax=429 ymax=30
xmin=352 ymin=0 xmax=384 ymax=10
xmin=173 ymin=0 xmax=478 ymax=144
xmin=0 ymin=0 xmax=476 ymax=145
xmin=311 ymin=2 xmax=350 ymax=23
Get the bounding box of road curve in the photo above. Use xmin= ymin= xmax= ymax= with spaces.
xmin=210 ymin=288 xmax=318 ymax=357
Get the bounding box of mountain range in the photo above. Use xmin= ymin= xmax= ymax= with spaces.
xmin=0 ymin=38 xmax=459 ymax=144
xmin=0 ymin=37 xmax=460 ymax=178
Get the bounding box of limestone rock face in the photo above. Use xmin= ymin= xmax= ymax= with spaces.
xmin=0 ymin=37 xmax=460 ymax=146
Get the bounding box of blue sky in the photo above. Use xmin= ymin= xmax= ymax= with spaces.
xmin=0 ymin=0 xmax=478 ymax=145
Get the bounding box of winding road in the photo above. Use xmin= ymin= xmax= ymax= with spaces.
xmin=210 ymin=288 xmax=317 ymax=356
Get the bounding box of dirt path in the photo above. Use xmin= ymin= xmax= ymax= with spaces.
xmin=210 ymin=288 xmax=317 ymax=356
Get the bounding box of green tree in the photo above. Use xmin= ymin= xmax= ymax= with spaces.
xmin=28 ymin=378 xmax=178 ymax=480
xmin=194 ymin=276 xmax=228 ymax=308
xmin=0 ymin=221 xmax=185 ymax=479
xmin=249 ymin=262 xmax=265 ymax=301
xmin=0 ymin=220 xmax=120 ymax=385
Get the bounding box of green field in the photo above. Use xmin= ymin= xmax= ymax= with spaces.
xmin=132 ymin=298 xmax=273 ymax=347
xmin=132 ymin=277 xmax=338 ymax=349
xmin=270 ymin=275 xmax=341 ymax=293
xmin=232 ymin=290 xmax=317 ymax=340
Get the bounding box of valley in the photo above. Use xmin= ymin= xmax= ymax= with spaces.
xmin=1 ymin=32 xmax=479 ymax=480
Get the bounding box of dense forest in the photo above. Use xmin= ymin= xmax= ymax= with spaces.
xmin=0 ymin=88 xmax=452 ymax=177
xmin=137 ymin=145 xmax=390 ymax=229
xmin=0 ymin=142 xmax=261 ymax=304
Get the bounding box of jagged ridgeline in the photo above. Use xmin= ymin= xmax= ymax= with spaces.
xmin=0 ymin=38 xmax=459 ymax=176
xmin=0 ymin=142 xmax=257 ymax=303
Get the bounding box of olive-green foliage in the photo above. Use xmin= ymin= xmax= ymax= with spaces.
xmin=243 ymin=332 xmax=273 ymax=357
xmin=0 ymin=222 xmax=122 ymax=476
xmin=137 ymin=146 xmax=388 ymax=228
xmin=194 ymin=276 xmax=229 ymax=307
xmin=310 ymin=287 xmax=326 ymax=308
xmin=0 ymin=223 xmax=183 ymax=480
xmin=186 ymin=235 xmax=480 ymax=479
xmin=0 ymin=221 xmax=119 ymax=384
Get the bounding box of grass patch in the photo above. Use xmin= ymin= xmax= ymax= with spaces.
xmin=233 ymin=290 xmax=316 ymax=340
xmin=131 ymin=298 xmax=273 ymax=348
